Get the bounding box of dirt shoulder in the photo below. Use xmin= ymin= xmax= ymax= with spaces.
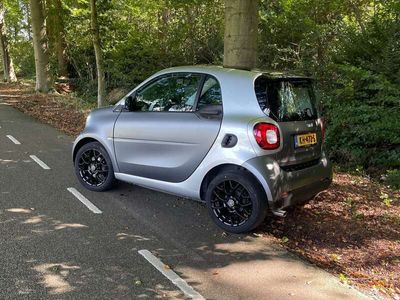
xmin=0 ymin=81 xmax=87 ymax=136
xmin=1 ymin=82 xmax=399 ymax=299
xmin=258 ymin=173 xmax=399 ymax=299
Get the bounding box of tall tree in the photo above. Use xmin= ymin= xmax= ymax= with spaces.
xmin=223 ymin=0 xmax=259 ymax=70
xmin=0 ymin=3 xmax=17 ymax=82
xmin=30 ymin=0 xmax=50 ymax=92
xmin=48 ymin=0 xmax=68 ymax=77
xmin=90 ymin=0 xmax=105 ymax=108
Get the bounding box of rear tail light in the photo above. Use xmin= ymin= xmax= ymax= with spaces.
xmin=253 ymin=123 xmax=280 ymax=150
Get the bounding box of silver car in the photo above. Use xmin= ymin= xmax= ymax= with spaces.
xmin=72 ymin=66 xmax=332 ymax=233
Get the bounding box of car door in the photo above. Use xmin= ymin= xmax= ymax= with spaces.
xmin=113 ymin=72 xmax=223 ymax=183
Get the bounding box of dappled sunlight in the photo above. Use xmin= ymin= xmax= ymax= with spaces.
xmin=0 ymin=159 xmax=18 ymax=164
xmin=116 ymin=232 xmax=151 ymax=241
xmin=0 ymin=205 xmax=181 ymax=298
xmin=6 ymin=208 xmax=33 ymax=214
xmin=33 ymin=263 xmax=80 ymax=295
xmin=0 ymin=0 xmax=397 ymax=297
xmin=23 ymin=215 xmax=45 ymax=224
xmin=181 ymin=258 xmax=346 ymax=300
xmin=210 ymin=239 xmax=280 ymax=255
xmin=54 ymin=223 xmax=88 ymax=230
xmin=259 ymin=172 xmax=400 ymax=296
xmin=144 ymin=283 xmax=184 ymax=299
xmin=1 ymin=208 xmax=89 ymax=233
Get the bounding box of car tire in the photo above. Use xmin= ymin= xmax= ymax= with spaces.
xmin=205 ymin=169 xmax=268 ymax=233
xmin=74 ymin=141 xmax=116 ymax=192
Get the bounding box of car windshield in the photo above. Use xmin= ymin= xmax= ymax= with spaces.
xmin=255 ymin=77 xmax=318 ymax=122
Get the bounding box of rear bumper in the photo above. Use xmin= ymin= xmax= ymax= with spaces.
xmin=242 ymin=152 xmax=332 ymax=211
xmin=273 ymin=176 xmax=332 ymax=209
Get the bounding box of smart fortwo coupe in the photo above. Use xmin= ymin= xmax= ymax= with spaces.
xmin=72 ymin=66 xmax=332 ymax=233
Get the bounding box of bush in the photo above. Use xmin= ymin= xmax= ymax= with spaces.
xmin=386 ymin=170 xmax=400 ymax=189
xmin=324 ymin=64 xmax=400 ymax=173
xmin=10 ymin=40 xmax=35 ymax=77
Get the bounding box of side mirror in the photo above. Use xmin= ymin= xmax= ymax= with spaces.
xmin=124 ymin=95 xmax=136 ymax=111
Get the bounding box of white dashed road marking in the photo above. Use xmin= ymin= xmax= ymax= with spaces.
xmin=29 ymin=155 xmax=51 ymax=170
xmin=67 ymin=187 xmax=102 ymax=214
xmin=6 ymin=135 xmax=21 ymax=145
xmin=138 ymin=249 xmax=205 ymax=300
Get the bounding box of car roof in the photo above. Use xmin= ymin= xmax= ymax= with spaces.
xmin=157 ymin=65 xmax=310 ymax=80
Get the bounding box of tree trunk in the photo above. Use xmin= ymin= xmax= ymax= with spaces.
xmin=90 ymin=0 xmax=105 ymax=108
xmin=29 ymin=0 xmax=50 ymax=92
xmin=49 ymin=0 xmax=68 ymax=77
xmin=55 ymin=31 xmax=68 ymax=77
xmin=223 ymin=0 xmax=259 ymax=70
xmin=0 ymin=4 xmax=17 ymax=82
xmin=25 ymin=2 xmax=32 ymax=41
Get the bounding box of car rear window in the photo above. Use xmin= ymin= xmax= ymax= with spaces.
xmin=254 ymin=76 xmax=318 ymax=122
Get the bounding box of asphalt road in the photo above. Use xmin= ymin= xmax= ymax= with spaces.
xmin=0 ymin=101 xmax=369 ymax=300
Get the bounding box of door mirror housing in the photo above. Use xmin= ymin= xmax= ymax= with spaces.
xmin=125 ymin=95 xmax=136 ymax=111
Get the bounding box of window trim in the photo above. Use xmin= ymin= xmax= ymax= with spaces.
xmin=124 ymin=72 xmax=222 ymax=114
xmin=193 ymin=75 xmax=206 ymax=111
xmin=126 ymin=72 xmax=204 ymax=114
xmin=254 ymin=75 xmax=318 ymax=122
xmin=194 ymin=74 xmax=223 ymax=111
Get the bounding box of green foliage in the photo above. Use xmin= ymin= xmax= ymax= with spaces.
xmin=258 ymin=0 xmax=400 ymax=175
xmin=2 ymin=0 xmax=399 ymax=177
xmin=339 ymin=273 xmax=349 ymax=284
xmin=323 ymin=14 xmax=400 ymax=173
xmin=325 ymin=103 xmax=400 ymax=169
xmin=10 ymin=40 xmax=35 ymax=77
xmin=386 ymin=170 xmax=400 ymax=189
xmin=379 ymin=192 xmax=393 ymax=207
xmin=3 ymin=0 xmax=35 ymax=76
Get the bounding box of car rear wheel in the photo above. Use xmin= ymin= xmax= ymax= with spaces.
xmin=205 ymin=169 xmax=268 ymax=233
xmin=74 ymin=142 xmax=116 ymax=192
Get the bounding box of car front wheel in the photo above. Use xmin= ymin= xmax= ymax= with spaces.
xmin=74 ymin=141 xmax=116 ymax=192
xmin=205 ymin=169 xmax=268 ymax=233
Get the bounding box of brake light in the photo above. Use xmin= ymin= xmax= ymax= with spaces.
xmin=320 ymin=117 xmax=325 ymax=144
xmin=253 ymin=123 xmax=280 ymax=150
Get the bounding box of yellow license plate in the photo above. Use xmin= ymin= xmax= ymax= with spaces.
xmin=294 ymin=133 xmax=317 ymax=148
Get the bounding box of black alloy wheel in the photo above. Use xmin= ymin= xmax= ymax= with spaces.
xmin=205 ymin=169 xmax=268 ymax=233
xmin=78 ymin=149 xmax=109 ymax=187
xmin=210 ymin=180 xmax=253 ymax=227
xmin=74 ymin=142 xmax=116 ymax=191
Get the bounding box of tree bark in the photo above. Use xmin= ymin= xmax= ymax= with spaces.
xmin=29 ymin=0 xmax=50 ymax=92
xmin=0 ymin=4 xmax=17 ymax=82
xmin=223 ymin=0 xmax=259 ymax=70
xmin=25 ymin=2 xmax=32 ymax=41
xmin=90 ymin=0 xmax=105 ymax=108
xmin=49 ymin=0 xmax=68 ymax=77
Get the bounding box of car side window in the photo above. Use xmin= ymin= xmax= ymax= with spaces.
xmin=196 ymin=76 xmax=222 ymax=110
xmin=133 ymin=73 xmax=202 ymax=112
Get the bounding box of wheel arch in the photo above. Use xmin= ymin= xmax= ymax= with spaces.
xmin=73 ymin=135 xmax=121 ymax=173
xmin=72 ymin=137 xmax=99 ymax=162
xmin=199 ymin=163 xmax=271 ymax=204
